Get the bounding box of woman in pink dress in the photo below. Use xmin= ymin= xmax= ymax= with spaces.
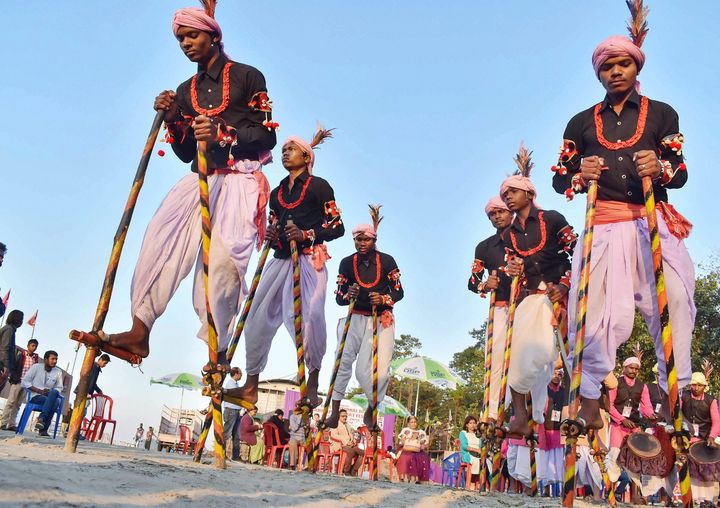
xmin=395 ymin=415 xmax=431 ymax=483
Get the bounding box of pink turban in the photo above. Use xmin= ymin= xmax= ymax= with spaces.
xmin=172 ymin=7 xmax=223 ymax=40
xmin=283 ymin=136 xmax=316 ymax=174
xmin=591 ymin=36 xmax=645 ymax=77
xmin=352 ymin=224 xmax=377 ymax=239
xmin=484 ymin=196 xmax=509 ymax=215
xmin=622 ymin=356 xmax=641 ymax=368
xmin=499 ymin=175 xmax=541 ymax=209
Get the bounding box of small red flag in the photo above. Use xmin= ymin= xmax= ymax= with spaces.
xmin=27 ymin=310 xmax=38 ymax=328
xmin=1 ymin=289 xmax=9 ymax=306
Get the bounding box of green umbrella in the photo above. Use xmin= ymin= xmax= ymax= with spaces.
xmin=150 ymin=372 xmax=205 ymax=433
xmin=391 ymin=356 xmax=464 ymax=389
xmin=150 ymin=372 xmax=204 ymax=391
xmin=349 ymin=393 xmax=411 ymax=418
xmin=391 ymin=356 xmax=464 ymax=414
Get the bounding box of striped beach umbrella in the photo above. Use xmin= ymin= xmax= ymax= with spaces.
xmin=391 ymin=356 xmax=464 ymax=389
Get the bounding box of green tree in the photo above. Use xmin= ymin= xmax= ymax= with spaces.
xmin=393 ymin=333 xmax=422 ymax=361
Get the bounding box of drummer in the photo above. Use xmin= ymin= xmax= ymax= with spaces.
xmin=681 ymin=371 xmax=720 ymax=506
xmin=607 ymin=356 xmax=659 ymax=450
xmin=648 ymin=363 xmax=670 ymax=420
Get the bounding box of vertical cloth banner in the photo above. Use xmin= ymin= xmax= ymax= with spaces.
xmin=284 ymin=389 xmax=301 ymax=416
xmin=383 ymin=414 xmax=395 ymax=449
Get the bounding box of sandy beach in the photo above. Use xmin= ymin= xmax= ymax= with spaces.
xmin=0 ymin=433 xmax=611 ymax=508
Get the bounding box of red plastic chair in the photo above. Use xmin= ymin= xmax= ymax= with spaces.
xmin=357 ymin=426 xmax=388 ymax=479
xmin=177 ymin=424 xmax=196 ymax=455
xmin=328 ymin=433 xmax=347 ymax=474
xmin=455 ymin=438 xmax=478 ymax=490
xmin=84 ymin=394 xmax=117 ymax=444
xmin=316 ymin=431 xmax=333 ymax=473
xmin=262 ymin=423 xmax=290 ymax=468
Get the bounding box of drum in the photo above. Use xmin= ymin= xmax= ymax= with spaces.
xmin=617 ymin=427 xmax=675 ymax=477
xmin=688 ymin=442 xmax=720 ymax=482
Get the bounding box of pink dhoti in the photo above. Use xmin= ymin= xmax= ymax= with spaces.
xmin=131 ymin=162 xmax=264 ymax=352
xmin=567 ymin=212 xmax=695 ymax=400
xmin=244 ymin=254 xmax=328 ymax=375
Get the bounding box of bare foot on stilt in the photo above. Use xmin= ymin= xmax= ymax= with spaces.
xmin=203 ymin=350 xmax=231 ymax=374
xmin=324 ymin=400 xmax=342 ymax=429
xmin=306 ymin=370 xmax=320 ymax=407
xmin=106 ymin=316 xmax=150 ymax=358
xmin=506 ymin=388 xmax=530 ymax=436
xmin=576 ymin=397 xmax=603 ymax=431
xmin=224 ymin=374 xmax=259 ymax=404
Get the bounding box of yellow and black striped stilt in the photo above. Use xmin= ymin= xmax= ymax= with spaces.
xmin=371 ymin=305 xmax=379 ymax=480
xmin=308 ymin=299 xmax=356 ymax=472
xmin=527 ymin=393 xmax=538 ymax=497
xmin=478 ymin=288 xmax=496 ymax=490
xmin=490 ymin=275 xmax=520 ymax=492
xmin=641 ymin=175 xmax=692 ymax=507
xmin=562 ymin=181 xmax=598 ymax=507
xmin=196 ymin=140 xmax=227 ymax=469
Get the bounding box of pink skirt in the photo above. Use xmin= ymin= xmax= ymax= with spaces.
xmin=396 ymin=450 xmax=430 ymax=481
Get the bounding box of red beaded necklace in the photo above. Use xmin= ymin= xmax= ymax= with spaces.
xmin=510 ymin=211 xmax=547 ymax=257
xmin=278 ymin=176 xmax=313 ymax=210
xmin=190 ymin=62 xmax=233 ymax=117
xmin=353 ymin=253 xmax=382 ymax=288
xmin=594 ymin=95 xmax=648 ymax=150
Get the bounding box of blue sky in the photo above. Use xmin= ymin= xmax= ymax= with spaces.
xmin=3 ymin=1 xmax=719 ymax=442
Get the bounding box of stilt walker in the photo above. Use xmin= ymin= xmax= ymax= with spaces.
xmin=324 ymin=206 xmax=403 ymax=431
xmin=468 ymin=195 xmax=513 ymax=489
xmin=70 ymin=0 xmax=277 ymax=371
xmin=552 ymin=2 xmax=695 ymax=505
xmin=225 ymin=127 xmax=344 ymax=409
xmin=64 ymin=108 xmax=166 ymax=453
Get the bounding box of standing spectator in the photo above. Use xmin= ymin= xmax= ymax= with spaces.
xmin=0 ymin=338 xmax=39 ymax=431
xmin=134 ymin=423 xmax=144 ymax=447
xmin=239 ymin=406 xmax=262 ymax=462
xmin=329 ymin=409 xmax=363 ymax=476
xmin=75 ymin=354 xmax=110 ymax=398
xmin=0 ymin=310 xmax=23 ymax=382
xmin=221 ymin=367 xmax=243 ymax=460
xmin=21 ymin=350 xmax=63 ymax=436
xmin=459 ymin=415 xmax=482 ymax=485
xmin=287 ymin=402 xmax=307 ymax=470
xmin=266 ymin=409 xmax=290 ymax=445
xmin=144 ymin=426 xmax=155 ymax=450
xmin=396 ymin=415 xmax=431 ymax=483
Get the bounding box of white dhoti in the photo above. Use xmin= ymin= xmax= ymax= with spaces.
xmin=486 ymin=305 xmax=509 ymax=420
xmin=244 ymin=254 xmax=328 ymax=375
xmin=691 ymin=478 xmax=719 ymax=503
xmin=507 ymin=293 xmax=557 ymax=424
xmin=131 ymin=163 xmax=263 ymax=352
xmin=539 ymin=447 xmax=565 ymax=485
xmin=567 ymin=213 xmax=695 ymax=400
xmin=507 ymin=443 xmax=532 ymax=487
xmin=331 ymin=313 xmax=394 ymax=403
xmin=576 ymin=445 xmax=603 ymax=488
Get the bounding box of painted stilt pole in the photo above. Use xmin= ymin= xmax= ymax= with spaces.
xmin=371 ymin=305 xmax=379 ymax=481
xmin=641 ymin=175 xmax=692 ymax=507
xmin=65 ymin=109 xmax=166 ymax=453
xmin=562 ymin=181 xmax=598 ymax=507
xmin=478 ymin=285 xmax=496 ymax=490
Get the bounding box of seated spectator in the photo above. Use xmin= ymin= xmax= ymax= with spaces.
xmin=0 ymin=338 xmax=39 ymax=431
xmin=288 ymin=402 xmax=307 ymax=470
xmin=329 ymin=409 xmax=363 ymax=476
xmin=21 ymin=350 xmax=64 ymax=436
xmin=459 ymin=415 xmax=482 ymax=484
xmin=396 ymin=415 xmax=431 ymax=483
xmin=239 ymin=406 xmax=262 ymax=462
xmin=267 ymin=409 xmax=290 ymax=445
